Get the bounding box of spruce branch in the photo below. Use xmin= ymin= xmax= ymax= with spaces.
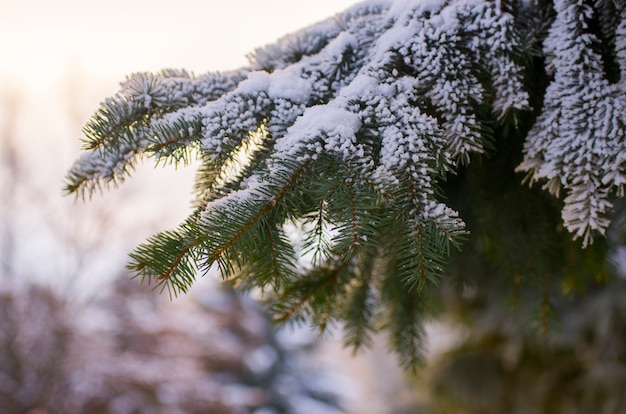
xmin=517 ymin=0 xmax=626 ymax=246
xmin=66 ymin=0 xmax=626 ymax=371
xmin=272 ymin=261 xmax=350 ymax=330
xmin=342 ymin=253 xmax=377 ymax=351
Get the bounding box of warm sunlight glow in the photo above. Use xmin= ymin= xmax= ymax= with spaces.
xmin=0 ymin=0 xmax=358 ymax=85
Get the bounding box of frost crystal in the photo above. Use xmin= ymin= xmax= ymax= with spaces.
xmin=517 ymin=0 xmax=626 ymax=246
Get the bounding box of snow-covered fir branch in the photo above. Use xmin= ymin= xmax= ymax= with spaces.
xmin=517 ymin=0 xmax=626 ymax=246
xmin=67 ymin=0 xmax=626 ymax=370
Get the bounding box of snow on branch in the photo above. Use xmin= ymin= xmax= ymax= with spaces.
xmin=517 ymin=0 xmax=626 ymax=246
xmin=66 ymin=0 xmax=626 ymax=370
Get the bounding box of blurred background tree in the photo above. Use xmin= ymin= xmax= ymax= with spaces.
xmin=416 ymin=279 xmax=626 ymax=414
xmin=0 ymin=278 xmax=341 ymax=413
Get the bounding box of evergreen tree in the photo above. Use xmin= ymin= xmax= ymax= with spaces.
xmin=66 ymin=0 xmax=626 ymax=370
xmin=0 ymin=278 xmax=341 ymax=413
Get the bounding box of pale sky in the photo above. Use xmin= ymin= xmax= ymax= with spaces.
xmin=0 ymin=0 xmax=359 ymax=87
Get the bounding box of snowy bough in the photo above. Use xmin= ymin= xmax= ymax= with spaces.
xmin=67 ymin=0 xmax=625 ymax=370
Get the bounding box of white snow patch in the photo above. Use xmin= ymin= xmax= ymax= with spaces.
xmin=235 ymin=71 xmax=271 ymax=95
xmin=322 ymin=31 xmax=359 ymax=57
xmin=276 ymin=104 xmax=362 ymax=156
xmin=339 ymin=74 xmax=380 ymax=98
xmin=268 ymin=69 xmax=312 ymax=103
xmin=373 ymin=22 xmax=420 ymax=62
xmin=387 ymin=0 xmax=446 ymax=20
